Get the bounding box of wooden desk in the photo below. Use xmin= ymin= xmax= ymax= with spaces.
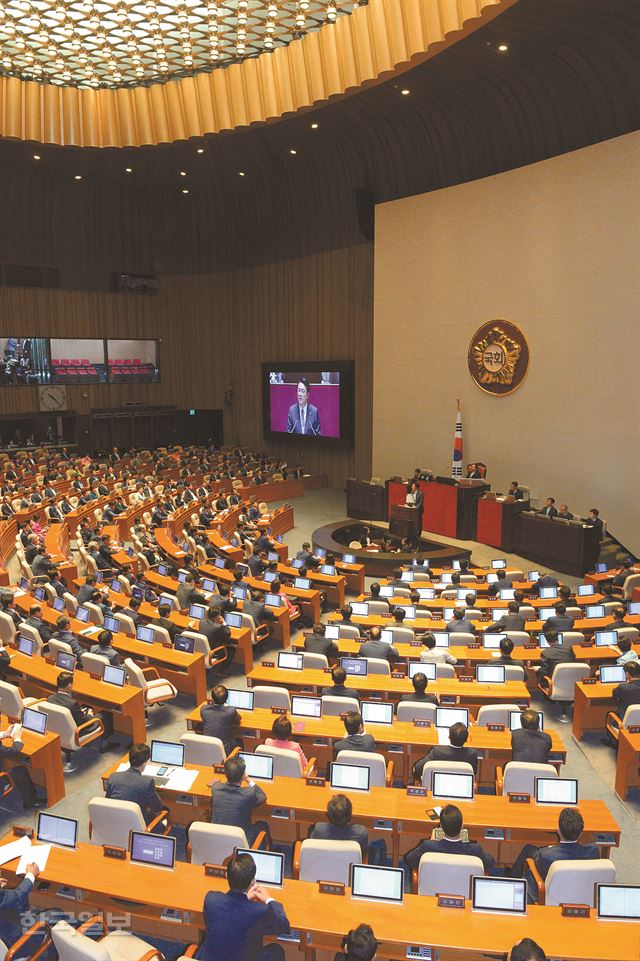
xmin=572 ymin=682 xmax=616 ymax=740
xmin=0 ymin=713 xmax=65 ymax=807
xmin=614 ymin=728 xmax=640 ymax=801
xmin=277 ymin=562 xmax=346 ymax=608
xmin=512 ymin=512 xmax=600 ymax=577
xmin=334 ymin=560 xmax=365 ymax=596
xmin=200 ymin=561 xmax=321 ymax=625
xmin=476 ymin=497 xmax=527 ymax=551
xmin=2 ymin=834 xmax=636 ymax=960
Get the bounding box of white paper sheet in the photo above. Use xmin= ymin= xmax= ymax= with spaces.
xmin=436 ymin=728 xmax=450 ymax=745
xmin=17 ymin=844 xmax=50 ymax=874
xmin=166 ymin=769 xmax=198 ymax=791
xmin=0 ymin=835 xmax=31 ymax=866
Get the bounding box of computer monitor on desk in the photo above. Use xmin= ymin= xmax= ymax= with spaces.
xmin=361 ymin=701 xmax=393 ymax=725
xmin=472 ymin=877 xmax=526 ymax=914
xmin=330 ymin=762 xmax=370 ymax=792
xmin=341 ymin=657 xmax=368 ymax=676
xmin=236 ymin=849 xmax=285 ymax=887
xmin=436 ymin=707 xmax=469 ymax=729
xmin=535 ymin=777 xmax=578 ymax=805
xmin=226 ymin=689 xmax=254 ymax=711
xmin=350 ymin=864 xmax=404 ymax=904
xmin=130 ymin=831 xmax=176 ymax=870
xmin=596 ymin=884 xmax=640 ymax=921
xmin=291 ymin=695 xmax=322 ymax=718
xmin=37 ymin=813 xmax=78 ymax=850
xmin=238 ymin=752 xmax=274 ymax=781
xmin=476 ymin=665 xmax=505 ymax=684
xmin=408 ymin=662 xmax=436 ymax=680
xmin=432 ymin=771 xmax=474 ymax=801
xmin=22 ymin=708 xmax=47 ymax=735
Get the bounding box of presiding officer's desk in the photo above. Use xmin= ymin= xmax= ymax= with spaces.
xmin=185 ymin=705 xmax=566 ymax=787
xmin=615 ymin=728 xmax=640 ymax=801
xmin=572 ymin=681 xmax=623 ymax=740
xmin=0 ymin=713 xmax=65 ymax=807
xmin=1 ymin=832 xmax=635 ymax=961
xmin=100 ymin=755 xmax=615 ymax=868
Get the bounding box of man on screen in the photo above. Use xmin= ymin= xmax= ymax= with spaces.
xmin=287 ymin=378 xmax=321 ymax=435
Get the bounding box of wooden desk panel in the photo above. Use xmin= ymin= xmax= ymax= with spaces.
xmin=1 ymin=713 xmax=65 ymax=807
xmin=572 ymin=682 xmax=617 ymax=740
xmin=615 ymin=729 xmax=640 ymax=801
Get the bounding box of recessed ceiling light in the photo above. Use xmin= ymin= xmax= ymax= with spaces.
xmin=182 ymin=188 xmax=189 ymax=194
xmin=238 ymin=171 xmax=246 ymax=177
xmin=33 ymin=154 xmax=41 ymax=160
xmin=180 ymin=170 xmax=187 ymax=176
xmin=498 ymin=43 xmax=509 ymax=52
xmin=289 ymin=148 xmax=297 ymax=155
xmin=197 ymin=148 xmax=204 ymax=154
xmin=125 ymin=167 xmax=132 ymax=173
xmin=310 ymin=122 xmax=318 ymax=129
xmin=401 ymin=88 xmax=410 ymax=96
xmin=74 ymin=175 xmax=82 ymax=180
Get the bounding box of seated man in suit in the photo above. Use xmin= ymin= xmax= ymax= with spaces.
xmin=446 ymin=608 xmax=475 ymax=635
xmin=537 ymin=497 xmax=558 ymax=518
xmin=544 ymin=602 xmax=575 ymax=632
xmin=398 ymin=672 xmax=438 ymax=706
xmin=310 ymin=793 xmax=369 ymax=859
xmin=359 ymin=625 xmax=400 ymax=665
xmin=495 ymin=636 xmax=524 ymax=669
xmin=608 ymin=606 xmax=634 ymax=631
xmin=304 ymin=622 xmax=339 ymax=661
xmin=296 ymin=542 xmax=319 ymax=569
xmin=509 ymin=941 xmax=548 ymax=961
xmin=557 ymin=503 xmax=573 ymax=520
xmin=614 ymin=636 xmax=640 ymax=666
xmin=508 ymin=481 xmax=525 ymax=501
xmin=585 ymin=507 xmax=604 ymax=537
xmin=321 ymin=665 xmax=360 ymax=703
xmin=333 ymin=711 xmax=376 ymax=756
xmin=89 ymin=629 xmax=121 ymax=666
xmin=122 ymin=596 xmax=144 ymax=627
xmin=333 ymin=924 xmax=378 ymax=961
xmin=334 ymin=604 xmax=364 ymax=635
xmin=105 ymin=742 xmax=165 ymax=825
xmin=243 ymin=590 xmax=276 ymax=635
xmin=176 ymin=573 xmax=206 ymax=611
xmin=210 ymin=755 xmax=270 ymax=847
xmin=201 ymin=685 xmax=243 ymax=755
xmin=196 ymin=852 xmax=290 ymax=961
xmin=76 ymin=574 xmax=99 ymax=606
xmin=487 ymin=601 xmax=526 ymax=633
xmin=0 ymin=860 xmax=41 ymax=953
xmin=537 ymin=629 xmax=574 ymax=679
xmin=48 ymin=670 xmax=108 ymax=738
xmin=612 ymin=661 xmax=640 ymax=715
xmin=513 ymin=808 xmax=600 ymax=902
xmin=533 ymin=571 xmax=560 ymax=593
xmin=511 ymin=708 xmax=552 ymax=763
xmin=23 ymin=603 xmax=52 ymax=643
xmin=286 ymin=378 xmax=321 ymax=436
xmin=413 ymin=722 xmax=479 ymax=781
xmin=151 ymin=603 xmax=180 ymax=642
xmin=403 ymin=803 xmax=496 ymax=874
xmin=610 ymin=556 xmax=640 ymax=591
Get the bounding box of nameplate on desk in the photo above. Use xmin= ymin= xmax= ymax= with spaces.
xmin=581 ymin=640 xmax=594 ymax=647
xmin=271 ymin=706 xmax=287 ymax=714
xmin=262 ymin=661 xmax=275 ymax=668
xmin=459 ymin=675 xmax=473 ymax=683
xmin=12 ymin=825 xmax=34 ymax=838
xmin=437 ymin=893 xmax=465 ymax=909
xmin=319 ymin=881 xmax=345 ymax=895
xmin=487 ymin=723 xmax=505 ymax=732
xmin=305 ymin=776 xmax=326 ymax=787
xmin=213 ymin=764 xmax=225 ymax=774
xmin=561 ymin=904 xmax=590 ymax=918
xmin=204 ymin=863 xmax=227 ymax=878
xmin=323 ymin=667 xmax=332 ymax=673
xmin=467 ymin=642 xmax=481 ymax=649
xmin=508 ymin=792 xmax=531 ymax=803
xmin=440 ymin=696 xmax=456 ymax=705
xmin=582 ymin=677 xmax=597 ymax=685
xmin=409 ymin=641 xmax=422 ymax=647
xmin=413 ymin=719 xmax=431 ymax=728
xmin=406 ymin=786 xmax=428 ymax=797
xmin=524 ymin=643 xmax=538 ymax=650
xmin=478 ymin=617 xmax=491 ymax=623
xmin=391 ymin=672 xmax=405 ymax=679
xmin=103 ymin=845 xmax=127 ymax=860
xmin=627 ymin=726 xmax=640 ymax=734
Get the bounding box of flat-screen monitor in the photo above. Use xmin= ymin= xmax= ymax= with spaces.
xmin=509 ymin=710 xmax=544 ymax=731
xmin=321 ymin=565 xmax=336 ymax=576
xmin=432 ymin=771 xmax=474 ymax=800
xmin=537 ymin=633 xmax=554 ymax=648
xmin=408 ymin=662 xmax=436 ymax=680
xmin=0 ymin=337 xmax=50 ymax=385
xmin=136 ymin=625 xmax=155 ymax=644
xmin=401 ymin=606 xmax=416 ymax=620
xmin=111 ymin=578 xmax=123 ymax=592
xmin=476 ymin=665 xmax=505 ymax=684
xmin=535 ymin=777 xmax=578 ymax=805
xmin=436 ymin=707 xmax=469 ymax=729
xmin=595 ymin=563 xmax=609 ymax=573
xmin=22 ymin=707 xmax=47 ymax=734
xmin=361 ymin=701 xmax=393 ymax=725
xmin=232 ymin=586 xmax=247 ymax=600
xmin=238 ymin=752 xmax=274 ymax=780
xmin=264 ymin=593 xmax=282 ymax=607
xmin=528 ymin=571 xmax=540 ymax=582
xmin=417 ymin=588 xmax=435 ymax=600
xmin=539 ymin=587 xmax=558 ymax=599
xmin=472 ymin=877 xmax=526 ymax=914
xmin=226 ymin=689 xmax=254 ymax=711
xmin=379 ymin=585 xmax=394 ymax=598
xmin=499 ymin=589 xmax=516 ymax=600
xmin=130 ymin=831 xmax=176 ymax=869
xmin=350 ymin=602 xmax=369 ymax=616
xmin=103 ymin=615 xmax=120 ymax=633
xmin=201 ymin=578 xmax=216 ymax=592
xmin=268 ymin=552 xmax=279 ymax=562
xmin=586 ymin=605 xmax=606 ymax=618
xmin=440 ymin=573 xmax=452 ymax=584
xmin=262 ymin=362 xmax=355 ymax=445
xmin=341 ymin=657 xmax=367 ymax=676
xmin=107 ymin=339 xmax=159 ymax=383
xmin=600 ymin=665 xmax=626 ymax=684
xmin=452 ymin=561 xmax=461 ymax=570
xmin=225 ymin=612 xmax=243 ymax=629
xmin=76 ymin=606 xmax=90 ymax=623
xmin=56 ymin=651 xmax=76 ymax=672
xmin=628 ymin=602 xmax=640 ymax=615
xmin=316 ymin=548 xmax=327 ymax=558
xmin=50 ymin=338 xmax=107 ymax=384
xmin=17 ymin=636 xmax=34 ymax=656
xmin=492 ymin=559 xmax=507 ymax=570
xmin=236 ymin=849 xmax=285 ymax=887
xmin=291 ymin=558 xmax=304 ymax=569
xmin=483 ymin=633 xmax=507 ymax=650
xmin=380 ymin=629 xmax=395 ymax=645
xmin=596 ymin=884 xmax=640 ymax=920
xmin=294 ymin=577 xmax=311 ymax=590
xmin=174 ymin=635 xmax=195 ymax=654
xmin=577 ymin=584 xmax=595 ymax=596
xmin=442 ymin=608 xmax=456 ymax=621
xmin=214 ymin=557 xmax=227 ymax=569
xmin=490 ymin=608 xmax=508 ymax=621
xmin=457 ymin=590 xmax=473 ymax=601
xmin=189 ymin=603 xmax=207 ymax=620
xmin=401 ymin=572 xmax=414 ymax=583
xmin=150 ymin=740 xmax=184 ymax=768
xmin=330 ymin=762 xmax=370 ymax=792
xmin=278 ymin=651 xmax=303 ymax=671
xmin=325 ymin=624 xmax=340 ymax=639
xmin=103 ymin=664 xmax=126 ymax=686
xmin=263 ymin=571 xmax=277 ymax=583
xmin=342 ymin=554 xmax=356 ymax=564
xmin=486 ymin=573 xmax=498 ymax=584
xmin=290 ymin=695 xmax=322 ymax=718
xmin=37 ymin=813 xmax=78 ymax=849
xmin=351 ymin=864 xmax=404 ymax=904
xmin=432 ymin=632 xmax=450 ymax=648
xmin=52 ymin=597 xmax=65 ymax=612
xmin=538 ymin=608 xmax=554 ymax=621
xmin=157 ymin=564 xmax=169 ymax=576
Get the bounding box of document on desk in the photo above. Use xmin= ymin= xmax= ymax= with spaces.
xmin=80 ymin=626 xmax=101 ymax=636
xmin=0 ymin=835 xmax=32 ymax=866
xmin=166 ymin=769 xmax=198 ymax=791
xmin=17 ymin=844 xmax=51 ymax=874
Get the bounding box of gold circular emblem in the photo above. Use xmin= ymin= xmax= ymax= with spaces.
xmin=468 ymin=320 xmax=529 ymax=396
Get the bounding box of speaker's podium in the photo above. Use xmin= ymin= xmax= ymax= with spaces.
xmin=389 ymin=504 xmax=421 ymax=539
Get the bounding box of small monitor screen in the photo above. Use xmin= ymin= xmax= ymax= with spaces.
xmin=264 ymin=593 xmax=282 ymax=607
xmin=291 ymin=695 xmax=322 ymax=718
xmin=442 ymin=608 xmax=456 ymax=621
xmin=595 ymin=630 xmax=618 ymax=647
xmin=95 ymin=572 xmax=104 ymax=583
xmin=600 ymin=665 xmax=626 ymax=684
xmin=225 ymin=612 xmax=243 ymax=629
xmin=528 ymin=571 xmax=540 ymax=582
xmin=483 ymin=633 xmax=507 ymax=650
xmin=226 ymin=689 xmax=254 ymax=711
xmin=214 ymin=557 xmax=226 ymax=569
xmin=157 ymin=564 xmax=169 ymax=576
xmin=492 ymin=559 xmax=507 ymax=570
xmin=361 ymin=701 xmax=393 ymax=725
xmin=20 ymin=577 xmax=28 ymax=589
xmin=432 ymin=632 xmax=450 ymax=648
xmin=294 ymin=578 xmax=311 ymax=590
xmin=379 ymin=586 xmax=394 ymax=598
xmin=278 ymin=652 xmax=303 ymax=671
xmin=351 ymin=864 xmax=404 ymax=903
xmin=130 ymin=832 xmax=176 ymax=869
xmin=350 ymin=602 xmax=369 ymax=617
xmin=472 ymin=877 xmax=526 ymax=914
xmin=440 ymin=573 xmax=452 ymax=584
xmin=111 ymin=579 xmax=123 ymax=592
xmin=291 ymin=558 xmax=304 ymax=569
xmin=408 ymin=661 xmax=436 ymax=680
xmin=56 ymin=651 xmax=76 ymax=671
xmin=402 ymin=606 xmax=416 ymax=620
xmin=509 ymin=710 xmax=544 ymax=731
xmin=586 ymin=605 xmax=605 ymax=618
xmin=595 ymin=563 xmax=609 ymax=574
xmin=401 ymin=572 xmax=414 ymax=583
xmin=330 ymin=762 xmax=370 ymax=792
xmin=268 ymin=552 xmax=279 ymax=562
xmin=104 ymin=615 xmax=120 ymax=633
xmin=316 ymin=548 xmax=327 ymax=558
xmin=136 ymin=625 xmax=155 ymax=644
xmin=577 ymin=584 xmax=595 ymax=596
xmin=232 ymin=586 xmax=247 ymax=600
xmin=33 ymin=587 xmax=45 ymax=601
xmin=627 ymin=602 xmax=640 ymax=615
xmin=343 ymin=554 xmax=356 ymax=565
xmin=263 ymin=571 xmax=277 ymax=583
xmin=539 ymin=587 xmax=558 ymax=599
xmin=17 ymin=636 xmax=34 ymax=656
xmin=238 ymin=752 xmax=274 ymax=780
xmin=436 ymin=707 xmax=469 ymax=729
xmin=341 ymin=657 xmax=367 ymax=676
xmin=76 ymin=607 xmax=90 ymax=623
xmin=151 ymin=740 xmax=184 ymax=767
xmin=538 ymin=608 xmax=554 ymax=621
xmin=103 ymin=665 xmax=126 ymax=686
xmin=236 ymin=849 xmax=285 ymax=887
xmin=486 ymin=573 xmax=498 ymax=584
xmin=597 ymin=884 xmax=640 ymax=920
xmin=538 ymin=633 xmax=552 ymax=648
xmin=417 ymin=588 xmax=435 ymax=600
xmin=380 ymin=629 xmax=395 ymax=645
xmin=132 ymin=587 xmax=144 ymax=600
xmin=189 ymin=603 xmax=207 ymax=620
xmin=535 ymin=777 xmax=578 ymax=805
xmin=476 ymin=665 xmax=506 ymax=684
xmin=432 ymin=772 xmax=474 ymax=800
xmin=325 ymin=624 xmax=340 ymax=639
xmin=321 ymin=565 xmax=336 ymax=576
xmin=52 ymin=596 xmax=65 ymax=612
xmin=37 ymin=813 xmax=78 ymax=849
xmin=499 ymin=589 xmax=516 ymax=601
xmin=174 ymin=635 xmax=195 ymax=654
xmin=201 ymin=578 xmax=216 ymax=592
xmin=22 ymin=707 xmax=47 ymax=734
xmin=452 ymin=561 xmax=461 ymax=570
xmin=490 ymin=608 xmax=508 ymax=621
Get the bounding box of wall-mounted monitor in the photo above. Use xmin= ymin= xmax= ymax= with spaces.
xmin=50 ymin=338 xmax=107 ymax=383
xmin=262 ymin=361 xmax=354 ymax=446
xmin=107 ymin=339 xmax=159 ymax=383
xmin=0 ymin=337 xmax=50 ymax=385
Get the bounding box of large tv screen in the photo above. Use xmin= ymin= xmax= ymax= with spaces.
xmin=262 ymin=362 xmax=354 ymax=446
xmin=50 ymin=339 xmax=107 ymax=383
xmin=0 ymin=338 xmax=50 ymax=385
xmin=107 ymin=339 xmax=159 ymax=383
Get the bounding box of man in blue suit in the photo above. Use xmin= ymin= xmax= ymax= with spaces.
xmin=196 ymin=852 xmax=290 ymax=961
xmin=286 ymin=379 xmax=321 ymax=435
xmin=512 ymin=807 xmax=600 ymax=901
xmin=0 ymin=862 xmax=40 ymax=951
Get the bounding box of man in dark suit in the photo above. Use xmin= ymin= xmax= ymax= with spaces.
xmin=585 ymin=508 xmax=603 ymax=538
xmin=196 ymin=852 xmax=290 ymax=961
xmin=122 ymin=596 xmax=144 ymax=627
xmin=534 ymin=572 xmax=560 ymax=591
xmin=406 ymin=480 xmax=424 ymax=532
xmin=446 ymin=608 xmax=475 ymax=635
xmin=286 ymin=378 xmax=321 ymax=435
xmin=296 ymin=542 xmax=319 ymax=569
xmin=398 ymin=672 xmax=438 ymax=706
xmin=89 ymin=629 xmax=121 ymax=665
xmin=321 ymin=665 xmax=360 ymax=703
xmin=23 ymin=603 xmax=52 ymax=643
xmin=544 ymin=603 xmax=575 ymax=633
xmin=151 ymin=603 xmax=180 ymax=642
xmin=538 ymin=498 xmax=558 ymax=518
xmin=309 ymin=793 xmax=368 ymax=858
xmin=0 ymin=861 xmax=40 ymax=952
xmin=487 ymin=601 xmax=526 ymax=633
xmin=201 ymin=685 xmax=242 ymax=755
xmin=413 ymin=722 xmax=479 ymax=781
xmin=612 ymin=661 xmax=640 ymax=715
xmin=243 ymin=591 xmax=276 ymax=632
xmin=333 ymin=924 xmax=378 ymax=961
xmin=511 ymin=708 xmax=552 ymax=763
xmin=515 ymin=808 xmax=600 ymax=901
xmin=608 ymin=606 xmax=633 ymax=631
xmin=495 ymin=637 xmax=524 ymax=669
xmin=333 ymin=711 xmax=376 ymax=756
xmin=359 ymin=625 xmax=400 ymax=664
xmin=557 ymin=504 xmax=574 ymax=520
xmin=198 ymin=608 xmax=235 ymax=672
xmin=105 ymin=742 xmax=165 ymax=825
xmin=176 ymin=573 xmax=206 ymax=611
xmin=537 ymin=630 xmax=575 ymax=679
xmin=403 ymin=804 xmax=496 ymax=874
xmin=304 ymin=622 xmax=339 ymax=660
xmin=508 ymin=481 xmax=525 ymax=501
xmin=211 ymin=756 xmax=269 ymax=846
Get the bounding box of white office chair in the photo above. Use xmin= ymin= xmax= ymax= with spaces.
xmin=538 ymin=662 xmax=590 ymax=720
xmin=335 ymin=625 xmax=361 ymax=640
xmin=0 ymin=680 xmax=40 ymax=719
xmin=256 ymin=744 xmax=314 ymax=778
xmin=420 ymin=760 xmax=474 ymax=791
xmin=559 ymin=631 xmax=585 ymax=646
xmin=528 ymin=858 xmax=616 ymax=906
xmin=384 ymin=627 xmax=415 ymax=644
xmin=496 ymin=761 xmax=557 ymax=796
xmin=88 ymin=797 xmax=169 ymax=846
xmin=111 ymin=577 xmax=132 ymax=596
xmin=83 ymin=601 xmax=104 ymax=626
xmin=415 ymin=852 xmax=484 ymax=896
xmin=434 ymin=663 xmax=455 ymax=679
xmin=367 ymin=601 xmax=391 ymax=616
xmin=476 ymin=704 xmax=523 ymax=728
xmin=503 ymin=665 xmax=526 ymax=681
xmin=0 ymin=612 xmax=16 ymax=646
xmin=146 ymin=624 xmax=172 ymax=646
xmin=396 ymin=701 xmax=437 ymax=724
xmin=621 ymin=573 xmax=640 ymax=600
xmin=51 ymin=918 xmax=163 ymax=961
xmin=293 ymin=839 xmax=362 ymax=884
xmin=364 ymin=657 xmax=391 ymax=676
xmin=616 ymin=626 xmax=640 ymax=642
xmin=111 ymin=612 xmax=135 ymax=636
xmin=335 ymin=749 xmax=392 ymax=787
xmin=504 ymin=631 xmax=531 ymax=647
xmin=123 ymin=657 xmax=178 ymax=716
xmin=47 ymin=637 xmax=75 ymax=662
xmin=38 ymin=702 xmax=104 ymax=772
xmin=302 ymin=652 xmax=329 ymax=671
xmin=447 ymin=631 xmax=475 ymax=646
xmin=64 ymin=592 xmax=78 ymax=615
xmin=252 ymin=685 xmax=291 ymax=711
xmin=188 ymin=823 xmax=260 ymax=865
xmin=15 ymin=623 xmax=44 ymax=656
xmin=180 ymin=732 xmax=228 ymax=766
xmin=605 ymin=704 xmax=640 ymax=743
xmin=321 ymin=695 xmax=360 ymax=716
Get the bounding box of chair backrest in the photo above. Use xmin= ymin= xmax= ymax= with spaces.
xmin=616 ymin=626 xmax=640 ymax=641
xmin=64 ymin=592 xmax=78 ymax=614
xmin=178 ymin=630 xmax=212 ymax=657
xmin=503 ymin=664 xmax=526 ymax=681
xmin=0 ymin=612 xmax=16 ymax=645
xmin=335 ymin=750 xmax=387 ymax=787
xmin=298 ymin=839 xmax=362 ymax=884
xmin=365 ymin=657 xmax=391 ymax=676
xmin=113 ymin=612 xmax=136 ymax=636
xmin=503 ymin=761 xmax=557 ymax=795
xmin=622 ymin=704 xmax=640 ymax=727
xmin=38 ymin=702 xmax=78 ymax=750
xmin=80 ymin=651 xmax=109 ymax=676
xmin=476 ymin=703 xmax=523 ymax=727
xmin=124 ymin=656 xmax=148 ymax=690
xmin=560 ymin=631 xmax=585 ymax=645
xmin=47 ymin=638 xmax=74 ymax=661
xmin=252 ymin=685 xmax=291 ymax=711
xmin=321 ymin=695 xmax=360 ymax=716
xmin=16 ymin=623 xmax=44 ymax=655
xmin=113 ymin=577 xmax=132 ymax=596
xmin=545 ymin=859 xmax=616 ymax=907
xmin=302 ymin=652 xmax=329 ymax=670
xmin=367 ymin=601 xmax=391 ymax=616
xmin=336 ymin=625 xmax=361 ymax=639
xmin=256 ymin=744 xmax=303 ymax=778
xmin=396 ymin=701 xmax=437 ymax=723
xmin=420 ymin=760 xmax=474 ymax=790
xmin=180 ymin=732 xmax=226 ymax=766
xmin=448 ymin=631 xmax=476 ymax=646
xmin=417 ymin=852 xmax=484 ymax=897
xmin=83 ymin=554 xmax=98 ymax=576
xmin=434 ymin=663 xmax=455 ymax=679
xmin=386 ymin=627 xmax=415 ymax=644
xmin=504 ymin=631 xmax=531 ymax=647
xmin=188 ymin=822 xmax=249 ymax=866
xmin=550 ymin=662 xmax=591 ymax=700
xmin=52 ymin=920 xmax=110 ymax=961
xmin=148 ymin=624 xmax=172 ymax=646
xmin=622 ymin=573 xmax=640 ymax=599
xmin=83 ymin=601 xmax=104 ymax=625
xmin=88 ymin=797 xmax=145 ymax=847
xmin=0 ymin=680 xmax=25 ymax=718
xmin=239 ymin=613 xmax=256 ymax=641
